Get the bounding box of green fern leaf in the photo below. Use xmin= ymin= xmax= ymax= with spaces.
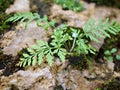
xmin=27 ymin=57 xmax=32 ymax=66
xmin=31 ymin=45 xmax=40 ymax=50
xmin=32 ymin=55 xmax=37 ymax=66
xmin=58 ymin=49 xmax=66 ymax=62
xmin=46 ymin=53 xmax=53 ymax=66
xmin=21 ymin=58 xmax=27 ymax=67
xmin=27 ymin=48 xmax=35 ymax=54
xmin=23 ymin=53 xmax=29 ymax=58
xmin=38 ymin=52 xmax=44 ymax=65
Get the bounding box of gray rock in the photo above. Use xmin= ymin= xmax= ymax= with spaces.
xmin=2 ymin=21 xmax=51 ymax=56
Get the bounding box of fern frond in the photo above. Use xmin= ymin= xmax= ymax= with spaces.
xmin=6 ymin=12 xmax=55 ymax=29
xmin=20 ymin=40 xmax=54 ymax=66
xmin=83 ymin=18 xmax=120 ymax=43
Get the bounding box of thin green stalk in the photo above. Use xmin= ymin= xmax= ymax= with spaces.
xmin=70 ymin=37 xmax=76 ymax=52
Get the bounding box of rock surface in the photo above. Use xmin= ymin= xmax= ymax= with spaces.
xmin=0 ymin=59 xmax=118 ymax=90
xmin=0 ymin=1 xmax=120 ymax=90
xmin=1 ymin=21 xmax=51 ymax=56
xmin=5 ymin=0 xmax=30 ymax=14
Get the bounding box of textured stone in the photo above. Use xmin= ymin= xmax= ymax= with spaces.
xmin=5 ymin=0 xmax=30 ymax=14
xmin=2 ymin=21 xmax=51 ymax=56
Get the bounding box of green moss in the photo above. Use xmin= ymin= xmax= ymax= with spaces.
xmin=0 ymin=13 xmax=13 ymax=35
xmin=103 ymin=77 xmax=120 ymax=90
xmin=0 ymin=0 xmax=14 ymax=13
xmin=86 ymin=0 xmax=120 ymax=8
xmin=0 ymin=13 xmax=11 ymax=30
xmin=0 ymin=0 xmax=14 ymax=34
xmin=55 ymin=0 xmax=85 ymax=12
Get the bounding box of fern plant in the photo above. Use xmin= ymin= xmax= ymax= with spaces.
xmin=6 ymin=12 xmax=55 ymax=30
xmin=20 ymin=26 xmax=69 ymax=66
xmin=55 ymin=0 xmax=85 ymax=12
xmin=20 ymin=18 xmax=120 ymax=66
xmin=6 ymin=12 xmax=120 ymax=66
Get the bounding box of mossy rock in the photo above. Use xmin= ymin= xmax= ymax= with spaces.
xmin=0 ymin=13 xmax=11 ymax=31
xmin=103 ymin=77 xmax=120 ymax=90
xmin=0 ymin=0 xmax=14 ymax=13
xmin=97 ymin=32 xmax=120 ymax=59
xmin=85 ymin=0 xmax=120 ymax=8
xmin=0 ymin=0 xmax=14 ymax=34
xmin=102 ymin=33 xmax=120 ymax=50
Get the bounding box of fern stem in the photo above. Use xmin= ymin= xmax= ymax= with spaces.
xmin=70 ymin=37 xmax=76 ymax=52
